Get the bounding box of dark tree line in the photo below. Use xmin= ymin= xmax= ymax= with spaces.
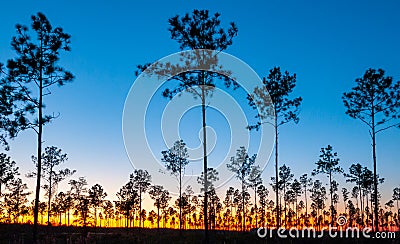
xmin=1 ymin=143 xmax=400 ymax=233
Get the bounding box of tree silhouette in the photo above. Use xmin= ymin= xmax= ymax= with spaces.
xmin=63 ymin=191 xmax=74 ymax=226
xmin=309 ymin=180 xmax=326 ymax=230
xmin=290 ymin=179 xmax=302 ymax=227
xmin=197 ymin=168 xmax=219 ymax=193
xmin=299 ymin=173 xmax=312 ymax=226
xmin=26 ymin=146 xmax=75 ymax=226
xmin=137 ymin=10 xmax=238 ymax=241
xmin=248 ymin=67 xmax=302 ymax=227
xmin=2 ymin=178 xmax=30 ymax=223
xmin=342 ymin=188 xmax=349 ymax=215
xmin=248 ymin=165 xmax=262 ymax=227
xmin=53 ymin=191 xmax=67 ymax=225
xmin=278 ymin=164 xmax=294 ymax=227
xmin=116 ymin=180 xmax=138 ymax=228
xmin=197 ymin=168 xmax=219 ymax=229
xmin=312 ymin=145 xmax=343 ymax=225
xmin=88 ymin=183 xmax=107 ymax=227
xmin=393 ymin=187 xmax=400 ymax=214
xmin=69 ymin=177 xmax=89 ymax=226
xmin=3 ymin=12 xmax=74 ymax=237
xmin=184 ymin=186 xmax=194 ymax=229
xmin=343 ymin=68 xmax=400 ymax=231
xmin=162 ymin=139 xmax=189 ymax=229
xmin=223 ymin=186 xmax=235 ymax=230
xmin=102 ymin=200 xmax=114 ymax=227
xmin=0 ymin=153 xmax=19 ymax=195
xmin=257 ymin=185 xmax=269 ymax=227
xmin=149 ymin=184 xmax=171 ymax=229
xmin=227 ymin=146 xmax=256 ymax=231
xmin=131 ymin=169 xmax=151 ymax=228
xmin=344 ymin=163 xmax=373 ymax=226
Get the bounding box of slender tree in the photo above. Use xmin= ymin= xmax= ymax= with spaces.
xmin=223 ymin=186 xmax=235 ymax=229
xmin=279 ymin=164 xmax=294 ymax=227
xmin=312 ymin=145 xmax=343 ymax=225
xmin=309 ymin=180 xmax=327 ymax=230
xmin=4 ymin=12 xmax=74 ymax=238
xmin=2 ymin=178 xmax=30 ymax=223
xmin=198 ymin=168 xmax=219 ymax=229
xmin=149 ymin=185 xmax=171 ymax=229
xmin=343 ymin=68 xmax=400 ymax=231
xmin=162 ymin=139 xmax=189 ymax=229
xmin=88 ymin=183 xmax=107 ymax=227
xmin=344 ymin=163 xmax=373 ymax=226
xmin=116 ymin=180 xmax=139 ymax=228
xmin=291 ymin=179 xmax=302 ymax=227
xmin=248 ymin=165 xmax=262 ymax=227
xmin=26 ymin=146 xmax=75 ymax=225
xmin=69 ymin=177 xmax=89 ymax=226
xmin=257 ymin=185 xmax=269 ymax=226
xmin=138 ymin=10 xmax=238 ymax=241
xmin=299 ymin=173 xmax=312 ymax=225
xmin=131 ymin=169 xmax=151 ymax=228
xmin=227 ymin=146 xmax=256 ymax=231
xmin=248 ymin=67 xmax=302 ymax=227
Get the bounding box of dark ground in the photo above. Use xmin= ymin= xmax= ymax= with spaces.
xmin=0 ymin=224 xmax=399 ymax=244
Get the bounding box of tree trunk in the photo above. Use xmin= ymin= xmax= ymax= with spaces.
xmin=359 ymin=182 xmax=364 ymax=226
xmin=329 ymin=172 xmax=333 ymax=225
xmin=304 ymin=185 xmax=308 ymax=226
xmin=139 ymin=190 xmax=142 ymax=228
xmin=242 ymin=180 xmax=245 ymax=231
xmin=179 ymin=165 xmax=182 ymax=230
xmin=275 ymin=116 xmax=279 ymax=228
xmin=372 ymin=110 xmax=379 ymax=232
xmin=33 ymin=47 xmax=44 ymax=242
xmin=254 ymin=186 xmax=257 ymax=227
xmin=48 ymin=166 xmax=53 ymax=226
xmin=94 ymin=207 xmax=97 ymax=227
xmin=157 ymin=207 xmax=160 ymax=229
xmin=201 ymin=72 xmax=209 ymax=243
xmin=283 ymin=183 xmax=286 ymax=228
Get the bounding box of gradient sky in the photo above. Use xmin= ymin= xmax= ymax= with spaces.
xmin=1 ymin=0 xmax=399 ymax=207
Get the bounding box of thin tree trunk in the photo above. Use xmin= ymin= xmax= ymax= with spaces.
xmin=139 ymin=190 xmax=142 ymax=228
xmin=157 ymin=207 xmax=160 ymax=229
xmin=275 ymin=116 xmax=279 ymax=228
xmin=254 ymin=186 xmax=257 ymax=227
xmin=95 ymin=208 xmax=97 ymax=227
xmin=33 ymin=47 xmax=43 ymax=241
xmin=48 ymin=167 xmax=53 ymax=226
xmin=372 ymin=109 xmax=379 ymax=232
xmin=329 ymin=172 xmax=333 ymax=225
xmin=201 ymin=71 xmax=209 ymax=243
xmin=283 ymin=183 xmax=287 ymax=228
xmin=304 ymin=185 xmax=308 ymax=226
xmin=179 ymin=165 xmax=182 ymax=230
xmin=242 ymin=179 xmax=246 ymax=231
xmin=359 ymin=182 xmax=364 ymax=226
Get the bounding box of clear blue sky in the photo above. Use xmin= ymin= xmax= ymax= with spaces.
xmin=1 ymin=0 xmax=399 ymax=204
